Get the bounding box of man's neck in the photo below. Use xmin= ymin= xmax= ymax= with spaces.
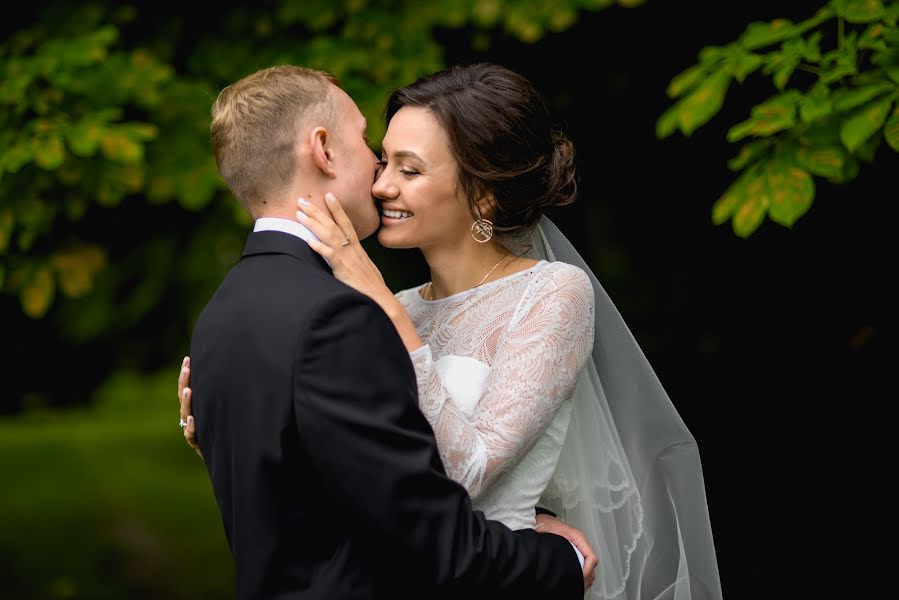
xmin=254 ymin=179 xmax=332 ymax=221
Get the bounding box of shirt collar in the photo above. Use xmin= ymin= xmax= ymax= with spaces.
xmin=253 ymin=217 xmax=330 ymax=267
xmin=253 ymin=217 xmax=320 ymax=243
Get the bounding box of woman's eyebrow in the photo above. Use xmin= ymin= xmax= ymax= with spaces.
xmin=383 ymin=149 xmax=424 ymax=162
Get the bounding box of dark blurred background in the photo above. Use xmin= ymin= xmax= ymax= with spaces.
xmin=1 ymin=1 xmax=888 ymax=598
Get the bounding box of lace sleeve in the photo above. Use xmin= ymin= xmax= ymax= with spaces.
xmin=410 ymin=266 xmax=595 ymax=499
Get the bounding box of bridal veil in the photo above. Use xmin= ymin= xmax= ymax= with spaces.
xmin=528 ymin=217 xmax=723 ymax=600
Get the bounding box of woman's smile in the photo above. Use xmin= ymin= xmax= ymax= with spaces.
xmin=381 ymin=206 xmax=415 ymax=224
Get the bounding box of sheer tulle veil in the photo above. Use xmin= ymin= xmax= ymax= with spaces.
xmin=526 ymin=217 xmax=723 ymax=600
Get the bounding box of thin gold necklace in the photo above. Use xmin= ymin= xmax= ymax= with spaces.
xmin=424 ymin=253 xmax=510 ymax=301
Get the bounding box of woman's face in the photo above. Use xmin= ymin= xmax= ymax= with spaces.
xmin=372 ymin=106 xmax=473 ymax=251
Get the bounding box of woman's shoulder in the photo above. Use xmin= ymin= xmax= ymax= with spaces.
xmin=530 ymin=261 xmax=593 ymax=296
xmin=510 ymin=262 xmax=594 ymax=331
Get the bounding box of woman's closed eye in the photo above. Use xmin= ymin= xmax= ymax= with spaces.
xmin=378 ymin=158 xmax=420 ymax=177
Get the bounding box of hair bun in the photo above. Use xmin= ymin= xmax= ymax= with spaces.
xmin=542 ymin=132 xmax=577 ymax=210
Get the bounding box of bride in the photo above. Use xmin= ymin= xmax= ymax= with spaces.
xmin=180 ymin=63 xmax=722 ymax=600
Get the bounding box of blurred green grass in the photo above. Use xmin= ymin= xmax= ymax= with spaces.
xmin=0 ymin=369 xmax=233 ymax=599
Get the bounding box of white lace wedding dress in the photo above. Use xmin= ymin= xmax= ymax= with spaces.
xmin=396 ymin=234 xmax=721 ymax=600
xmin=396 ymin=260 xmax=595 ymax=531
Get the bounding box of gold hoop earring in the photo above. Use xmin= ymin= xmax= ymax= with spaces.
xmin=471 ymin=219 xmax=494 ymax=243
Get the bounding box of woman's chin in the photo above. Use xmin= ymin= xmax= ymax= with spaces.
xmin=377 ymin=229 xmax=415 ymax=249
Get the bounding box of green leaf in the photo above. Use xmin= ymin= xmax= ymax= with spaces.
xmin=855 ymin=71 xmax=893 ymax=87
xmin=666 ymin=65 xmax=706 ymax=98
xmin=50 ymin=245 xmax=107 ymax=298
xmin=100 ymin=128 xmax=144 ymax=164
xmin=44 ymin=26 xmax=119 ymax=69
xmin=32 ymin=136 xmax=65 ymax=170
xmin=887 ymin=1 xmax=899 ymax=23
xmin=763 ymin=37 xmax=806 ymax=90
xmin=820 ymin=34 xmax=859 ymax=83
xmin=859 ymin=23 xmax=889 ymax=50
xmin=66 ymin=121 xmax=105 ymax=157
xmin=3 ymin=141 xmax=34 ymax=173
xmin=656 ymin=103 xmax=680 ymax=138
xmin=726 ymin=120 xmax=759 ymax=142
xmin=727 ymin=91 xmax=800 ymax=141
xmin=739 ymin=19 xmax=798 ymax=50
xmin=856 ymin=131 xmax=882 ymax=162
xmin=728 ymin=139 xmax=773 ymax=170
xmin=732 ymin=171 xmax=770 ymax=237
xmin=886 ymin=66 xmax=899 ymax=85
xmin=176 ymin=164 xmax=220 ymax=210
xmin=843 ymin=0 xmax=886 ymax=24
xmin=800 ymin=90 xmax=834 ymax=123
xmin=713 ymin=167 xmax=753 ymax=224
xmin=840 ymin=97 xmax=895 ymax=151
xmin=677 ymin=71 xmax=731 ymax=135
xmin=795 ymin=5 xmax=838 ymax=34
xmin=885 ymin=107 xmax=899 ymax=151
xmin=833 ymin=82 xmax=896 ymax=112
xmin=698 ymin=45 xmax=728 ymax=65
xmin=802 ymin=32 xmax=823 ymax=62
xmin=0 ymin=209 xmax=13 ymax=253
xmin=773 ymin=57 xmax=801 ymax=89
xmin=820 ymin=62 xmax=858 ymax=84
xmin=21 ymin=265 xmax=55 ymax=319
xmin=122 ymin=123 xmax=159 ymax=141
xmin=835 ymin=153 xmax=860 ymax=183
xmin=796 ymin=145 xmax=847 ymax=178
xmin=732 ymin=52 xmax=764 ymax=83
xmin=766 ymin=162 xmax=814 ymax=227
xmin=0 ymin=66 xmax=33 ymax=104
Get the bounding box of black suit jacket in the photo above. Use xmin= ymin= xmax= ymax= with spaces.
xmin=190 ymin=231 xmax=583 ymax=599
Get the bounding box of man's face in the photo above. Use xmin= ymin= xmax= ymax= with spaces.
xmin=327 ymin=86 xmax=381 ymax=239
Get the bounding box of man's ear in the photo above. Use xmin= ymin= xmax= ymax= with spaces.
xmin=309 ymin=126 xmax=337 ymax=178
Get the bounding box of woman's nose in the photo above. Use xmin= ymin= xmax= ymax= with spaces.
xmin=372 ymin=168 xmax=398 ymax=199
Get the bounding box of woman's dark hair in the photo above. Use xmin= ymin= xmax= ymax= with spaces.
xmin=385 ymin=63 xmax=577 ymax=240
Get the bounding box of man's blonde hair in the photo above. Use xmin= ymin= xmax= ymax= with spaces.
xmin=210 ymin=65 xmax=339 ymax=215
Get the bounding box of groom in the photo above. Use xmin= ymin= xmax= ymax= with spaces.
xmin=187 ymin=65 xmax=585 ymax=599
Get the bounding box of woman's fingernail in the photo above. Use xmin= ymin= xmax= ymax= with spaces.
xmin=182 ymin=356 xmax=188 ymax=366
xmin=296 ymin=210 xmax=306 ymax=220
xmin=298 ymin=197 xmax=310 ymax=206
xmin=325 ymin=192 xmax=336 ymax=203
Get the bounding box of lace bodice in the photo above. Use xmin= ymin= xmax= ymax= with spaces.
xmin=396 ymin=261 xmax=595 ymax=529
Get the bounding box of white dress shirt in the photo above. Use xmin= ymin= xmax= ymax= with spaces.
xmin=253 ymin=217 xmax=330 ymax=267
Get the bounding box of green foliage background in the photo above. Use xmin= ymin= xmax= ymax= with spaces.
xmin=0 ymin=0 xmax=888 ymax=598
xmin=2 ymin=2 xmax=645 ymax=598
xmin=1 ymin=0 xmax=640 ymax=326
